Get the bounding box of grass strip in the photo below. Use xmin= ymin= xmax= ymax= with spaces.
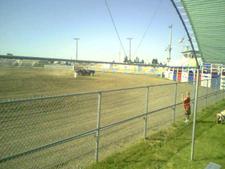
xmin=87 ymin=100 xmax=225 ymax=169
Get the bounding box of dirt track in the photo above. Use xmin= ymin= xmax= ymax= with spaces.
xmin=0 ymin=67 xmax=223 ymax=169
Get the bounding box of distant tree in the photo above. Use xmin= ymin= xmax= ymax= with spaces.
xmin=141 ymin=59 xmax=144 ymax=64
xmin=6 ymin=53 xmax=13 ymax=56
xmin=151 ymin=58 xmax=158 ymax=65
xmin=134 ymin=57 xmax=139 ymax=63
xmin=129 ymin=59 xmax=134 ymax=64
xmin=159 ymin=62 xmax=163 ymax=66
xmin=123 ymin=56 xmax=128 ymax=63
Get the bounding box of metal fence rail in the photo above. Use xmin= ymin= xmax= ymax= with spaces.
xmin=0 ymin=79 xmax=224 ymax=169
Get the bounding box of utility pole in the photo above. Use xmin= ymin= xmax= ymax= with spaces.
xmin=73 ymin=38 xmax=80 ymax=61
xmin=127 ymin=37 xmax=133 ymax=61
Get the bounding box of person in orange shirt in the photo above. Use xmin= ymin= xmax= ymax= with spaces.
xmin=182 ymin=92 xmax=191 ymax=123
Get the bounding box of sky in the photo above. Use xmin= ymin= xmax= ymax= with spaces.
xmin=0 ymin=0 xmax=189 ymax=63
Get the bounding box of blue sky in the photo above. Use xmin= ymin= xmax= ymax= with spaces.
xmin=0 ymin=0 xmax=188 ymax=63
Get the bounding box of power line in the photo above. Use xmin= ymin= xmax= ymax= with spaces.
xmin=104 ymin=0 xmax=127 ymax=57
xmin=134 ymin=0 xmax=163 ymax=57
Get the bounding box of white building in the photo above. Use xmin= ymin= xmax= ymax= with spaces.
xmin=168 ymin=50 xmax=202 ymax=67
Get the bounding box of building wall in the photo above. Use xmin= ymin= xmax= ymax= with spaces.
xmin=78 ymin=62 xmax=166 ymax=77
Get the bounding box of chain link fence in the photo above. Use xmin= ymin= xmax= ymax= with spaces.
xmin=0 ymin=79 xmax=224 ymax=169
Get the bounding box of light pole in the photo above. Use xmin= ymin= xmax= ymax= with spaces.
xmin=73 ymin=38 xmax=80 ymax=61
xmin=167 ymin=24 xmax=173 ymax=63
xmin=127 ymin=37 xmax=133 ymax=61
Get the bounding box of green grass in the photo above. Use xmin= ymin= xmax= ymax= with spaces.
xmin=87 ymin=100 xmax=225 ymax=169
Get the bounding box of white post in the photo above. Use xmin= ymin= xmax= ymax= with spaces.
xmin=206 ymin=79 xmax=209 ymax=106
xmin=191 ymin=68 xmax=200 ymax=160
xmin=74 ymin=72 xmax=77 ymax=79
xmin=173 ymin=83 xmax=178 ymax=123
xmin=144 ymin=87 xmax=149 ymax=139
xmin=95 ymin=92 xmax=102 ymax=162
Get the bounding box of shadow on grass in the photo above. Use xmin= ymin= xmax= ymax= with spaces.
xmin=197 ymin=154 xmax=225 ymax=162
xmin=197 ymin=120 xmax=215 ymax=124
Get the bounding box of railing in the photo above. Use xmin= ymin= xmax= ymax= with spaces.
xmin=0 ymin=79 xmax=224 ymax=169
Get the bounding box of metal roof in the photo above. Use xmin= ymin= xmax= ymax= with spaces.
xmin=181 ymin=0 xmax=225 ymax=64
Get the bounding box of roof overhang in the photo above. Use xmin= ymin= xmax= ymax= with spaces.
xmin=181 ymin=0 xmax=225 ymax=64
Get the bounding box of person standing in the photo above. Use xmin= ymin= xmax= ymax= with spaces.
xmin=183 ymin=92 xmax=191 ymax=123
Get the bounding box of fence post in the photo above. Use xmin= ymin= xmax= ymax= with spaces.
xmin=95 ymin=92 xmax=102 ymax=162
xmin=223 ymin=86 xmax=225 ymax=99
xmin=191 ymin=80 xmax=195 ymax=114
xmin=223 ymin=83 xmax=225 ymax=99
xmin=219 ymin=78 xmax=222 ymax=100
xmin=173 ymin=83 xmax=178 ymax=123
xmin=205 ymin=79 xmax=208 ymax=107
xmin=144 ymin=86 xmax=149 ymax=139
xmin=191 ymin=68 xmax=200 ymax=160
xmin=216 ymin=78 xmax=219 ymax=102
